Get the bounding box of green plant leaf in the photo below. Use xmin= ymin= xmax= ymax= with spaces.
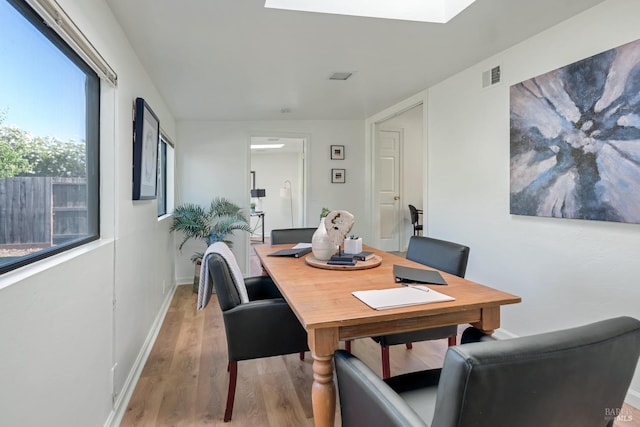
xmin=170 ymin=197 xmax=250 ymax=261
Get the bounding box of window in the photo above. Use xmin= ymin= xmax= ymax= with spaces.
xmin=0 ymin=0 xmax=100 ymax=274
xmin=157 ymin=133 xmax=174 ymax=217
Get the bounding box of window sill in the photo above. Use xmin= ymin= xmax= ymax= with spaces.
xmin=0 ymin=238 xmax=114 ymax=291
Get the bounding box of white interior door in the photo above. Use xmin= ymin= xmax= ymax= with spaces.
xmin=376 ymin=129 xmax=402 ymax=251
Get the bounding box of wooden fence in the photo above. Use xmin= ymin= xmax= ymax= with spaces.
xmin=0 ymin=177 xmax=87 ymax=247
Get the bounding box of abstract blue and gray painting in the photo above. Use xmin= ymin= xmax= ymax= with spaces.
xmin=510 ymin=38 xmax=640 ymax=223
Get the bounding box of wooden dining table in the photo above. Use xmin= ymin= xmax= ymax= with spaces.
xmin=253 ymin=244 xmax=521 ymax=427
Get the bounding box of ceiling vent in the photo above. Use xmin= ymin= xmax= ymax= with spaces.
xmin=329 ymin=72 xmax=352 ymax=81
xmin=482 ymin=65 xmax=501 ymax=88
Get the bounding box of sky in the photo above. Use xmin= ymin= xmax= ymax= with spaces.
xmin=0 ymin=0 xmax=87 ymax=142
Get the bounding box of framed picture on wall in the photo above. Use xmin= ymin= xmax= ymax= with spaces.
xmin=133 ymin=97 xmax=160 ymax=200
xmin=332 ymin=168 xmax=346 ymax=183
xmin=330 ymin=145 xmax=345 ymax=160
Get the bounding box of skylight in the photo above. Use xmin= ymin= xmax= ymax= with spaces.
xmin=264 ymin=0 xmax=476 ymax=23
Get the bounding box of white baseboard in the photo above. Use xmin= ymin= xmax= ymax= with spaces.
xmin=103 ymin=283 xmax=178 ymax=427
xmin=492 ymin=327 xmax=518 ymax=340
xmin=627 ymin=388 xmax=640 ymax=410
xmin=176 ymin=275 xmax=194 ymax=286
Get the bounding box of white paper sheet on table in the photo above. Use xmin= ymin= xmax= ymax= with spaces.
xmin=352 ymin=285 xmax=454 ymax=310
xmin=293 ymin=243 xmax=313 ymax=249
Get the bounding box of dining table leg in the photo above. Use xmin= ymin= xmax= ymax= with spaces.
xmin=308 ymin=328 xmax=339 ymax=427
xmin=474 ymin=306 xmax=500 ymax=333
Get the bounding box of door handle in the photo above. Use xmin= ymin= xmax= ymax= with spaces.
xmin=393 ymin=196 xmax=400 ymax=200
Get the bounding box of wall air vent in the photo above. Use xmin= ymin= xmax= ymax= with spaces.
xmin=482 ymin=65 xmax=501 ymax=88
xmin=329 ymin=72 xmax=353 ymax=81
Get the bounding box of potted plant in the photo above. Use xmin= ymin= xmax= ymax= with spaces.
xmin=170 ymin=197 xmax=252 ymax=291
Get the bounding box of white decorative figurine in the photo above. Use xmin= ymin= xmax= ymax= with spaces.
xmin=324 ymin=210 xmax=355 ymax=254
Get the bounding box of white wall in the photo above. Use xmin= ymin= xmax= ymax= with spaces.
xmin=425 ymin=0 xmax=640 ymax=405
xmin=0 ymin=0 xmax=177 ymax=425
xmin=176 ymin=120 xmax=365 ymax=282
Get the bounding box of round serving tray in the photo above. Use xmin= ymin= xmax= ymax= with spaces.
xmin=305 ymin=255 xmax=382 ymax=270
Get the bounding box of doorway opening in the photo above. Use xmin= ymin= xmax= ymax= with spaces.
xmin=372 ymin=103 xmax=424 ymax=252
xmin=249 ymin=136 xmax=307 ymax=242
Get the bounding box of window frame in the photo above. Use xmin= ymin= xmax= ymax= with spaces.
xmin=157 ymin=137 xmax=167 ymax=217
xmin=0 ymin=0 xmax=100 ymax=275
xmin=157 ymin=132 xmax=175 ymax=218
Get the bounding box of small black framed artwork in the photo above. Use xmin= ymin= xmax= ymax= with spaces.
xmin=133 ymin=97 xmax=160 ymax=200
xmin=332 ymin=168 xmax=346 ymax=183
xmin=330 ymin=145 xmax=345 ymax=160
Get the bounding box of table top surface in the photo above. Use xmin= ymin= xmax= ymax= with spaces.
xmin=254 ymin=244 xmax=521 ymax=331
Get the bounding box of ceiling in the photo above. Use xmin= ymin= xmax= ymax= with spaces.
xmin=105 ymin=0 xmax=605 ymax=122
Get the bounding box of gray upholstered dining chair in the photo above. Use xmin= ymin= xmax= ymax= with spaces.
xmin=365 ymin=235 xmax=470 ymax=378
xmin=270 ymin=227 xmax=317 ymax=244
xmin=335 ymin=316 xmax=640 ymax=427
xmin=207 ymin=253 xmax=309 ymax=421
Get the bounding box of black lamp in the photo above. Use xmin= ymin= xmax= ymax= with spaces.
xmin=250 ymin=189 xmax=266 ymax=198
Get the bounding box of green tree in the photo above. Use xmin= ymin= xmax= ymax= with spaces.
xmin=0 ymin=112 xmax=86 ymax=178
xmin=0 ymin=114 xmax=32 ymax=177
xmin=21 ymin=136 xmax=86 ymax=177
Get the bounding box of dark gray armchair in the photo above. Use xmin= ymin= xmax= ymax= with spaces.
xmin=270 ymin=227 xmax=317 ymax=244
xmin=335 ymin=316 xmax=640 ymax=427
xmin=207 ymin=253 xmax=309 ymax=421
xmin=372 ymin=235 xmax=470 ymax=378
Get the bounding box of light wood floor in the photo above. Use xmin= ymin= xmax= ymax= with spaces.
xmin=121 ymin=284 xmax=640 ymax=427
xmin=120 ymin=284 xmax=455 ymax=426
xmin=121 ymin=247 xmax=640 ymax=426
